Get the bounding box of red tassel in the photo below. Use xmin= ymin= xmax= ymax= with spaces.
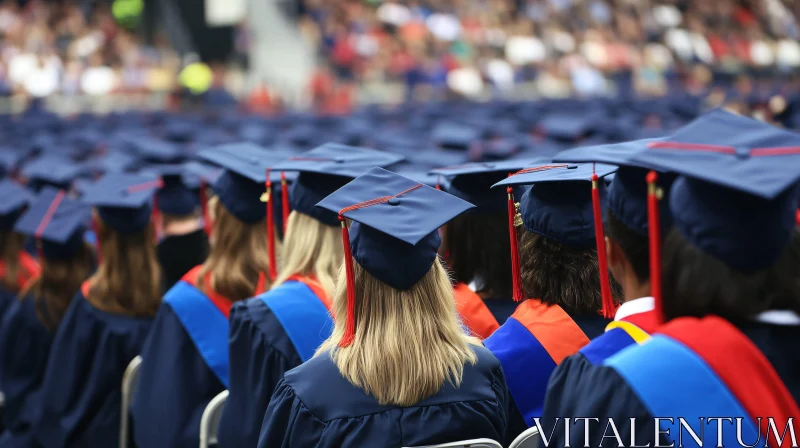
xmin=265 ymin=170 xmax=277 ymax=282
xmin=92 ymin=214 xmax=102 ymax=264
xmin=200 ymin=179 xmax=211 ymax=237
xmin=506 ymin=187 xmax=523 ymax=302
xmin=647 ymin=171 xmax=664 ymax=324
xmin=591 ymin=174 xmax=615 ymax=319
xmin=796 ymin=209 xmax=800 ymax=227
xmin=280 ymin=172 xmax=290 ymax=234
xmin=339 ymin=216 xmax=356 ymax=347
xmin=435 ymin=175 xmax=442 ymax=191
xmin=256 ymin=271 xmax=266 ymax=295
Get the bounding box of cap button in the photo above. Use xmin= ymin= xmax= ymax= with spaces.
xmin=388 ymin=198 xmax=400 ymax=206
xmin=334 ymin=157 xmax=346 ymax=163
xmin=735 ymin=146 xmax=750 ymax=159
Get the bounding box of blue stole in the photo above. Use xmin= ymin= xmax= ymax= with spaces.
xmin=606 ymin=335 xmax=759 ymax=447
xmin=165 ymin=281 xmax=231 ymax=387
xmin=261 ymin=281 xmax=333 ymax=362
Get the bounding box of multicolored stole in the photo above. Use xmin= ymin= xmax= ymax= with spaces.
xmin=165 ymin=266 xmax=252 ymax=388
xmin=261 ymin=277 xmax=333 ymax=362
xmin=581 ymin=310 xmax=655 ymax=366
xmin=607 ymin=316 xmax=800 ymax=448
xmin=454 ymin=283 xmax=500 ymax=339
xmin=484 ymin=299 xmax=590 ymax=423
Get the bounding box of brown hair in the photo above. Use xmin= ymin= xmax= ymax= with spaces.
xmin=0 ymin=231 xmax=25 ymax=291
xmin=443 ymin=211 xmax=512 ymax=298
xmin=196 ymin=197 xmax=272 ymax=302
xmin=19 ymin=242 xmax=96 ymax=332
xmin=662 ymin=229 xmax=800 ymax=323
xmin=88 ymin=214 xmax=162 ymax=317
xmin=519 ymin=229 xmax=623 ymax=315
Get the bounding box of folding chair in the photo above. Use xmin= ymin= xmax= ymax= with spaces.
xmin=119 ymin=355 xmax=143 ymax=448
xmin=509 ymin=426 xmax=541 ymax=448
xmin=404 ymin=438 xmax=503 ymax=448
xmin=199 ymin=390 xmax=229 ymax=448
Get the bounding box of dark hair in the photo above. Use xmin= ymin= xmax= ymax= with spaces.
xmin=519 ymin=229 xmax=623 ymax=315
xmin=604 ymin=210 xmax=650 ymax=284
xmin=20 ymin=242 xmax=96 ymax=332
xmin=662 ymin=229 xmax=800 ymax=323
xmin=443 ymin=211 xmax=512 ymax=298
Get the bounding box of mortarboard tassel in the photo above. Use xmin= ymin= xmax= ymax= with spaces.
xmin=200 ymin=179 xmax=211 ymax=237
xmin=506 ymin=186 xmax=524 ymax=302
xmin=263 ymin=169 xmax=278 ymax=282
xmin=796 ymin=209 xmax=800 ymax=227
xmin=256 ymin=271 xmax=267 ymax=296
xmin=281 ymin=171 xmax=290 ymax=235
xmin=647 ymin=171 xmax=664 ymax=324
xmin=338 ymin=215 xmax=356 ymax=347
xmin=591 ymin=172 xmax=615 ymax=319
xmin=35 ymin=190 xmax=66 ymax=262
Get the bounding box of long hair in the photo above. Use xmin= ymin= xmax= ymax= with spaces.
xmin=197 ymin=197 xmax=272 ymax=301
xmin=88 ymin=214 xmax=162 ymax=317
xmin=0 ymin=231 xmax=24 ymax=291
xmin=19 ymin=242 xmax=95 ymax=332
xmin=273 ymin=211 xmax=342 ymax=298
xmin=519 ymin=229 xmax=623 ymax=315
xmin=317 ymin=258 xmax=479 ymax=407
xmin=662 ymin=229 xmax=800 ymax=323
xmin=443 ymin=211 xmax=512 ymax=298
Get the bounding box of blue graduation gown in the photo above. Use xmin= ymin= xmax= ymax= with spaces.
xmin=32 ymin=291 xmax=153 ymax=448
xmin=218 ymin=280 xmax=333 ymax=448
xmin=131 ymin=301 xmax=226 ymax=448
xmin=257 ymin=345 xmax=511 ymax=448
xmin=483 ymin=299 xmax=610 ymax=438
xmin=0 ymin=296 xmax=54 ymax=445
xmin=484 ymin=297 xmax=517 ymax=326
xmin=0 ymin=288 xmax=17 ymax=326
xmin=539 ymin=319 xmax=800 ymax=447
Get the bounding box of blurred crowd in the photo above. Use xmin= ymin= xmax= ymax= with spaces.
xmin=0 ymin=0 xmax=195 ymax=98
xmin=299 ymin=0 xmax=800 ymax=98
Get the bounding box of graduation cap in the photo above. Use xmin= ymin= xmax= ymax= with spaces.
xmin=626 ymin=109 xmax=800 ymax=322
xmin=15 ymin=187 xmax=91 ymax=259
xmin=494 ymin=163 xmax=618 ymax=314
xmin=0 ymin=148 xmax=28 ymax=175
xmin=81 ymin=172 xmax=161 ymax=235
xmin=431 ymin=122 xmax=480 ymax=151
xmin=554 ymin=138 xmax=678 ymax=312
xmin=0 ymin=180 xmax=34 ymax=230
xmin=198 ymin=143 xmax=293 ymax=280
xmin=134 ymin=138 xmax=184 ymax=163
xmin=272 ymin=143 xmax=405 ymax=227
xmin=431 ymin=159 xmax=550 ymax=213
xmin=89 ymin=151 xmax=139 ymax=175
xmin=22 ymin=155 xmax=85 ymax=191
xmin=537 ymin=114 xmax=596 ymax=142
xmin=145 ymin=164 xmax=199 ymax=216
xmin=317 ymin=167 xmax=475 ymax=346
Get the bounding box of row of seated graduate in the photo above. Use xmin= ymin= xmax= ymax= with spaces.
xmin=0 ymin=109 xmax=797 ymax=447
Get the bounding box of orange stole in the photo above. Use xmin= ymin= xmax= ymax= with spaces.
xmin=453 ymin=283 xmax=500 ymax=339
xmin=512 ymin=299 xmax=591 ymax=364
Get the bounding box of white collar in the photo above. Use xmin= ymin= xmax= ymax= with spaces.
xmin=754 ymin=310 xmax=800 ymax=326
xmin=614 ymin=297 xmax=655 ymax=322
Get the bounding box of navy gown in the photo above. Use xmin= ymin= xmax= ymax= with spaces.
xmin=31 ymin=289 xmax=153 ymax=448
xmin=131 ymin=302 xmax=226 ymax=448
xmin=0 ymin=297 xmax=54 ymax=447
xmin=218 ymin=279 xmax=333 ymax=448
xmin=540 ymin=318 xmax=800 ymax=447
xmin=258 ymin=345 xmax=511 ymax=448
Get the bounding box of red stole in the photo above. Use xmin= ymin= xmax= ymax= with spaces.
xmin=453 ymin=283 xmax=500 ymax=339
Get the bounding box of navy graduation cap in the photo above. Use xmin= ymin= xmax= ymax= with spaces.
xmin=22 ymin=155 xmax=85 ymax=191
xmin=145 ymin=164 xmax=199 ymax=216
xmin=272 ymin=143 xmax=405 ymax=227
xmin=134 ymin=138 xmax=184 ymax=163
xmin=81 ymin=172 xmax=161 ymax=235
xmin=629 ymin=109 xmax=800 ymax=275
xmin=317 ymin=167 xmax=474 ymax=346
xmin=431 ymin=159 xmax=549 ymax=213
xmin=0 ymin=148 xmax=27 ymax=175
xmin=494 ymin=162 xmax=618 ymax=314
xmin=537 ymin=114 xmax=596 ymax=142
xmin=431 ymin=122 xmax=479 ymax=151
xmin=15 ymin=187 xmax=91 ymax=259
xmin=0 ymin=180 xmax=34 ymax=230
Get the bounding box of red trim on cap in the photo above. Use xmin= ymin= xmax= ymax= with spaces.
xmin=126 ymin=178 xmax=164 ymax=193
xmin=287 ymin=157 xmax=333 ymax=162
xmin=509 ymin=164 xmax=570 ymax=177
xmin=750 ymin=146 xmax=800 ymax=157
xmin=646 ymin=141 xmax=737 ymax=154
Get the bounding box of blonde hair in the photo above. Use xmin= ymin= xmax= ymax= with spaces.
xmin=273 ymin=211 xmax=342 ymax=298
xmin=197 ymin=196 xmax=272 ymax=301
xmin=317 ymin=258 xmax=479 ymax=406
xmin=20 ymin=242 xmax=95 ymax=332
xmin=0 ymin=231 xmax=25 ymax=291
xmin=89 ymin=215 xmax=162 ymax=317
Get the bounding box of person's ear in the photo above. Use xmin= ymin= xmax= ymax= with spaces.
xmin=606 ymin=236 xmax=625 ymax=282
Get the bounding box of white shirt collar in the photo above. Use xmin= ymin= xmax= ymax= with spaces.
xmin=614 ymin=297 xmax=656 ymax=322
xmin=754 ymin=310 xmax=800 ymax=326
